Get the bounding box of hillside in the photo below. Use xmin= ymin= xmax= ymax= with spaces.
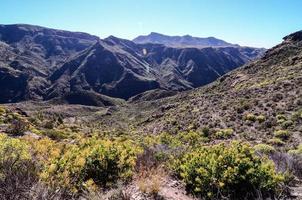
xmin=0 ymin=30 xmax=302 ymax=200
xmin=126 ymin=30 xmax=302 ymax=148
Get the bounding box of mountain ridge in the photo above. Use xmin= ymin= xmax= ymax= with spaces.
xmin=0 ymin=24 xmax=265 ymax=103
xmin=133 ymin=32 xmax=241 ymax=47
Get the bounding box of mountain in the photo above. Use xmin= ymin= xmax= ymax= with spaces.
xmin=133 ymin=32 xmax=238 ymax=47
xmin=0 ymin=24 xmax=98 ymax=103
xmin=0 ymin=24 xmax=265 ymax=103
xmin=49 ymin=36 xmax=265 ymax=100
xmin=1 ymin=27 xmax=302 ymax=200
xmin=121 ymin=30 xmax=302 ymax=148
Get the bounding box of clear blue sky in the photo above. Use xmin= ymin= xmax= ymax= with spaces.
xmin=1 ymin=0 xmax=301 ymax=48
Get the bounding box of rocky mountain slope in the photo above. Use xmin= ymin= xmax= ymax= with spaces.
xmin=17 ymin=30 xmax=302 ymax=148
xmin=0 ymin=24 xmax=265 ymax=103
xmin=0 ymin=24 xmax=98 ymax=102
xmin=1 ymin=30 xmax=302 ymax=200
xmin=121 ymin=30 xmax=302 ymax=148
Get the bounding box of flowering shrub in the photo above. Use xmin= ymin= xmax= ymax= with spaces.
xmin=0 ymin=134 xmax=37 ymax=199
xmin=174 ymin=141 xmax=284 ymax=199
xmin=41 ymin=137 xmax=142 ymax=193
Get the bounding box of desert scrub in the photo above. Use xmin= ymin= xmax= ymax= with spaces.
xmin=276 ymin=114 xmax=287 ymax=123
xmin=41 ymin=137 xmax=142 ymax=194
xmin=268 ymin=138 xmax=285 ymax=146
xmin=288 ymin=144 xmax=302 ymax=155
xmin=274 ymin=130 xmax=291 ymax=140
xmin=41 ymin=129 xmax=70 ymax=140
xmin=173 ymin=141 xmax=284 ymax=199
xmin=292 ymin=109 xmax=302 ymax=121
xmin=256 ymin=115 xmax=266 ymax=123
xmin=254 ymin=143 xmax=275 ymax=154
xmin=0 ymin=134 xmax=38 ymax=199
xmin=177 ymin=131 xmax=208 ymax=146
xmin=0 ymin=133 xmax=31 ymax=167
xmin=214 ymin=128 xmax=233 ymax=139
xmin=281 ymin=120 xmax=293 ymax=129
xmin=244 ymin=113 xmax=257 ymax=122
xmin=0 ymin=106 xmax=6 ymax=115
xmin=7 ymin=117 xmax=30 ymax=136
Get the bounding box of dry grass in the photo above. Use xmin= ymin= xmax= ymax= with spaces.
xmin=136 ymin=166 xmax=166 ymax=197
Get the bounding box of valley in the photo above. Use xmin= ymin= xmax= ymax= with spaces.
xmin=0 ymin=24 xmax=301 ymax=200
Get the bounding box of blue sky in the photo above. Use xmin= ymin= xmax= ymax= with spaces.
xmin=1 ymin=0 xmax=301 ymax=48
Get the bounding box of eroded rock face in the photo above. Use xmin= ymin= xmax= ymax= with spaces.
xmin=0 ymin=24 xmax=266 ymax=103
xmin=0 ymin=67 xmax=28 ymax=103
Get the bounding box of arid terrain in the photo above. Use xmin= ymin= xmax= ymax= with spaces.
xmin=0 ymin=25 xmax=302 ymax=200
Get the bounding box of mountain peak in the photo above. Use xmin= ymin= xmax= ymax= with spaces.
xmin=133 ymin=32 xmax=235 ymax=47
xmin=283 ymin=30 xmax=302 ymax=42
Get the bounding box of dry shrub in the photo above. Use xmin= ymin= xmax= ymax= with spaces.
xmin=135 ymin=147 xmax=167 ymax=197
xmin=29 ymin=182 xmax=66 ymax=200
xmin=81 ymin=182 xmax=132 ymax=200
xmin=137 ymin=167 xmax=166 ymax=197
xmin=7 ymin=118 xmax=30 ymax=136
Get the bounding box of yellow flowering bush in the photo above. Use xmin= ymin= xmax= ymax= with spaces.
xmin=174 ymin=141 xmax=284 ymax=199
xmin=0 ymin=134 xmax=32 ymax=172
xmin=41 ymin=137 xmax=142 ymax=193
xmin=0 ymin=134 xmax=38 ymax=199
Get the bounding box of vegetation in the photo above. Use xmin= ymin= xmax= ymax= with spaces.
xmin=0 ymin=134 xmax=37 ymax=199
xmin=274 ymin=130 xmax=291 ymax=140
xmin=254 ymin=143 xmax=276 ymax=154
xmin=174 ymin=141 xmax=285 ymax=199
xmin=41 ymin=138 xmax=142 ymax=194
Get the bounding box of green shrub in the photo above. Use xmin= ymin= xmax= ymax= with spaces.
xmin=245 ymin=113 xmax=256 ymax=122
xmin=0 ymin=134 xmax=38 ymax=199
xmin=276 ymin=114 xmax=287 ymax=124
xmin=274 ymin=130 xmax=291 ymax=140
xmin=288 ymin=144 xmax=302 ymax=155
xmin=281 ymin=120 xmax=293 ymax=129
xmin=174 ymin=141 xmax=284 ymax=199
xmin=42 ymin=138 xmax=142 ymax=193
xmin=256 ymin=115 xmax=266 ymax=123
xmin=0 ymin=107 xmax=6 ymax=115
xmin=214 ymin=128 xmax=233 ymax=139
xmin=292 ymin=110 xmax=302 ymax=121
xmin=178 ymin=131 xmax=207 ymax=146
xmin=254 ymin=144 xmax=275 ymax=154
xmin=42 ymin=129 xmax=69 ymax=140
xmin=268 ymin=138 xmax=285 ymax=146
xmin=276 ymin=114 xmax=287 ymax=121
xmin=201 ymin=126 xmax=210 ymax=137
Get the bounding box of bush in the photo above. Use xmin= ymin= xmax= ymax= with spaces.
xmin=276 ymin=114 xmax=287 ymax=122
xmin=254 ymin=143 xmax=275 ymax=154
xmin=214 ymin=128 xmax=233 ymax=139
xmin=41 ymin=138 xmax=142 ymax=194
xmin=174 ymin=141 xmax=284 ymax=199
xmin=256 ymin=115 xmax=266 ymax=123
xmin=281 ymin=120 xmax=293 ymax=129
xmin=7 ymin=118 xmax=30 ymax=136
xmin=0 ymin=134 xmax=38 ymax=199
xmin=292 ymin=110 xmax=302 ymax=122
xmin=0 ymin=106 xmax=6 ymax=114
xmin=201 ymin=126 xmax=210 ymax=137
xmin=274 ymin=130 xmax=291 ymax=140
xmin=268 ymin=138 xmax=285 ymax=146
xmin=288 ymin=144 xmax=302 ymax=155
xmin=245 ymin=113 xmax=257 ymax=122
xmin=42 ymin=129 xmax=69 ymax=140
